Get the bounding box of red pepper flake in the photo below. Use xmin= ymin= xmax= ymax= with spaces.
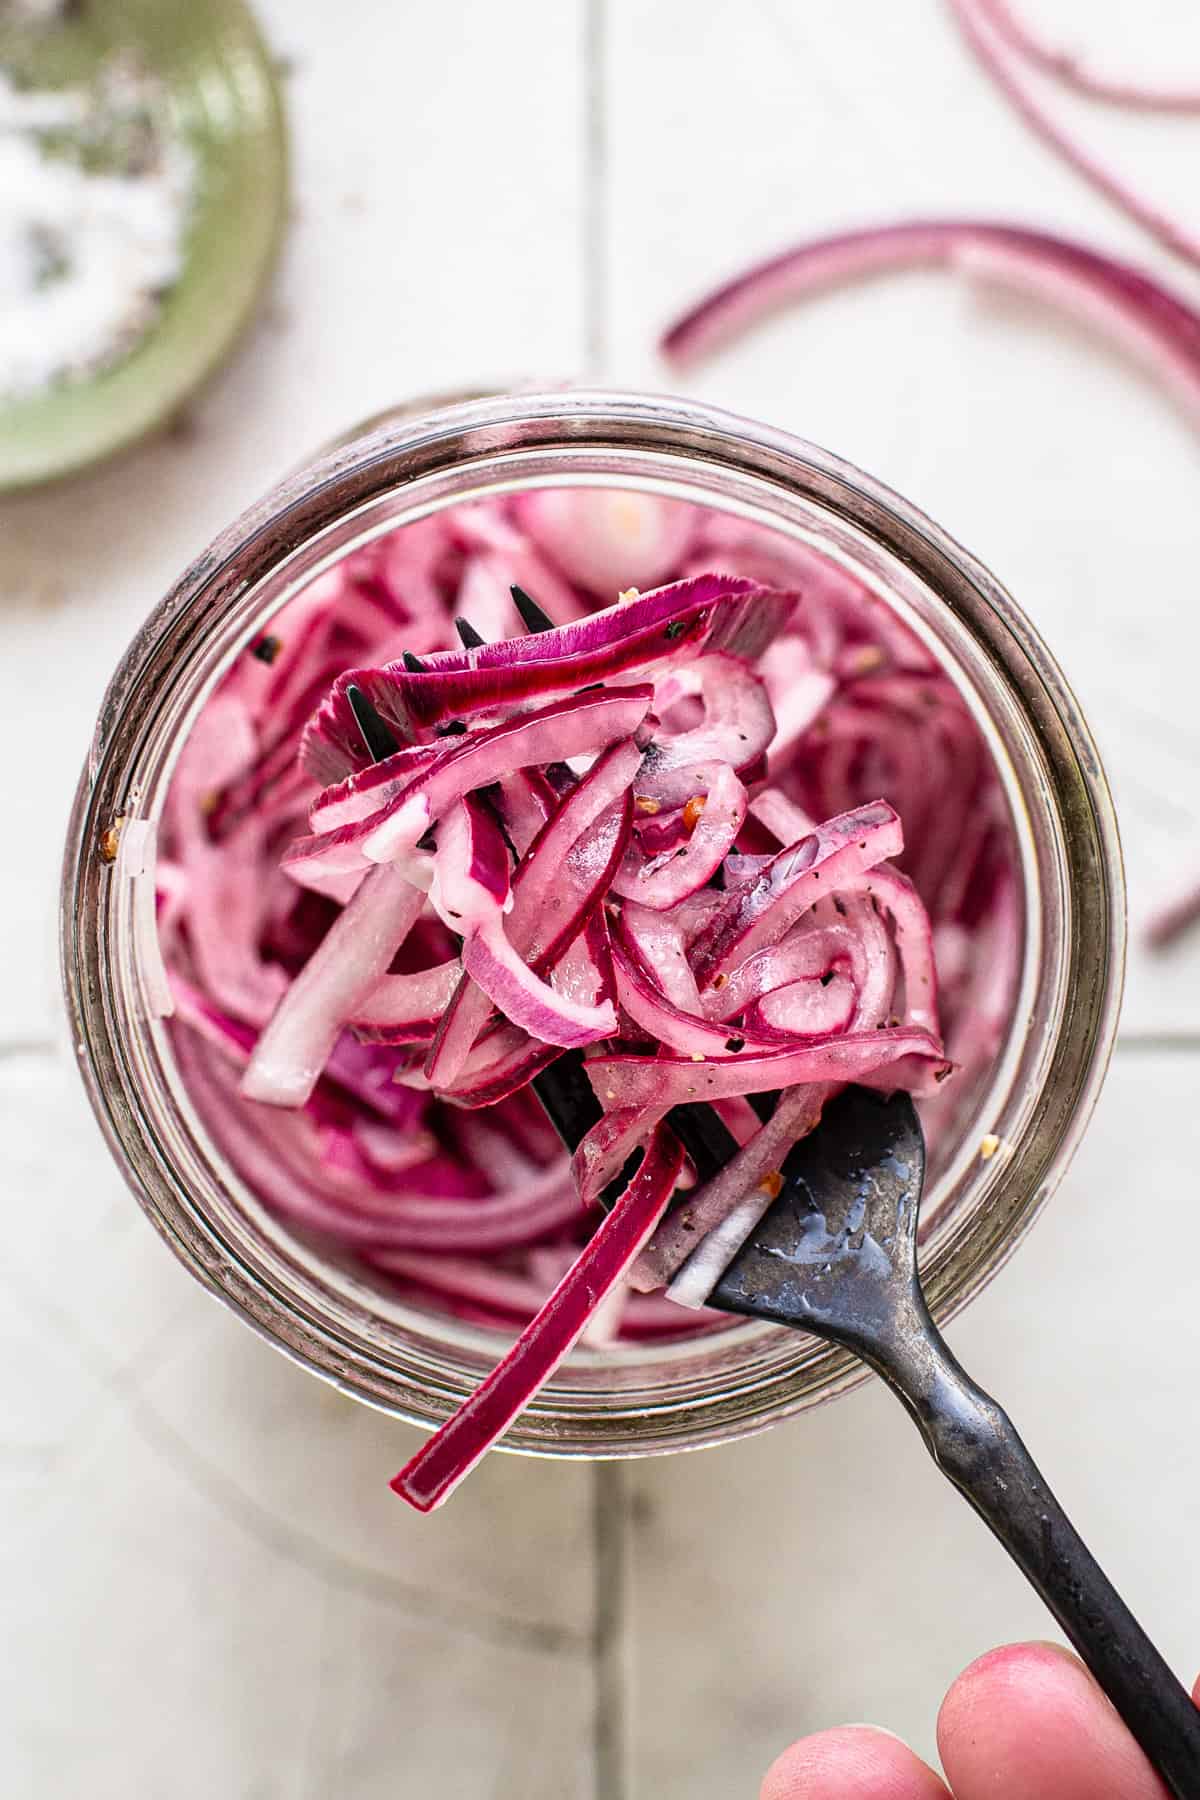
xmin=711 ymin=973 xmax=728 ymax=991
xmin=98 ymin=816 xmax=126 ymax=863
xmin=847 ymin=644 xmax=885 ymax=676
xmin=757 ymin=1169 xmax=784 ymax=1200
xmin=683 ymin=794 xmax=706 ymax=833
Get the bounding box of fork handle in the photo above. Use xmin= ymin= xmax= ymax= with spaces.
xmin=861 ymin=1293 xmax=1200 ymax=1799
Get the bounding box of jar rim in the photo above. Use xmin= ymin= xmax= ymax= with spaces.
xmin=61 ymin=387 xmax=1125 ymax=1458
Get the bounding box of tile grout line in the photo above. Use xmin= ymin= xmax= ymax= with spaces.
xmin=582 ymin=0 xmax=609 ymax=376
xmin=586 ymin=10 xmax=624 ymax=1791
xmin=0 ymin=1038 xmax=57 ymax=1062
xmin=1113 ymin=1033 xmax=1200 ymax=1053
xmin=592 ymin=1461 xmax=632 ymax=1800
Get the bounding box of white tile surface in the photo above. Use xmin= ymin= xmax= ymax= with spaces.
xmin=4 ymin=1 xmax=1200 ymax=1796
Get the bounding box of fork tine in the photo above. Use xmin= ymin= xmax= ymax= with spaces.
xmin=511 ymin=584 xmax=555 ymax=633
xmin=346 ymin=684 xmax=399 ymax=760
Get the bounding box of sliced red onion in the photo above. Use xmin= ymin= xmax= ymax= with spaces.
xmin=242 ymin=865 xmax=426 ymax=1108
xmin=353 ymin=1116 xmax=439 ymax=1177
xmin=948 ymin=0 xmax=1200 ymax=267
xmin=165 ymin=701 xmax=290 ymax=1027
xmin=425 ymin=745 xmax=637 ymax=1087
xmin=633 ymin=803 xmax=693 ymax=858
xmin=744 ymin=973 xmax=855 ymax=1039
xmin=662 ymin=223 xmax=1200 ymax=428
xmin=973 ymin=0 xmax=1200 ymax=111
xmin=181 ymin=1036 xmax=441 ymax=1233
xmin=839 ymin=864 xmax=940 ymax=1034
xmin=578 ymin=1279 xmax=631 ymax=1349
xmin=615 ymin=902 xmax=703 ymax=1013
xmin=427 ymin=799 xmax=615 ymax=1053
xmin=631 ymin=1085 xmax=823 ymax=1293
xmin=552 ymin=912 xmax=616 ymax=1012
xmin=120 ymin=818 xmax=175 ymax=1020
xmin=459 ymin=539 xmax=589 ymax=633
xmin=613 ymin=942 xmax=851 ymax=1057
xmin=428 ymin=795 xmax=513 ymax=923
xmin=750 ymin=788 xmax=817 ymax=845
xmin=286 ymin=685 xmax=651 ymax=882
xmin=183 ymin=1032 xmax=579 ymax=1253
xmin=366 ymin=687 xmax=648 ymax=867
xmin=672 ymin=887 xmax=729 ymax=946
xmin=620 ymin=1292 xmax=726 ymax=1337
xmin=370 ymin=1254 xmax=561 ymax=1321
xmin=169 ymin=972 xmax=258 ymax=1063
xmin=691 ymin=802 xmax=904 ymax=985
xmin=461 ymin=926 xmax=617 ymax=1051
xmin=309 ymin=742 xmax=439 ymax=831
xmin=1145 ymin=878 xmax=1200 ymax=950
xmin=399 ymin=1020 xmax=562 ymax=1106
xmin=172 ymin=968 xmax=424 ymax=1132
xmin=390 ymin=1127 xmax=685 ymax=1512
xmin=310 ymin=575 xmax=796 ymax=746
xmin=610 ymin=760 xmax=747 ymax=909
xmin=506 ymin=746 xmax=641 ymax=958
xmin=642 ymin=653 xmax=775 ymax=784
xmin=159 ymin=499 xmax=990 ymax=1502
xmin=571 ymin=1104 xmax=668 ymax=1209
xmin=495 ymin=767 xmax=558 ymax=855
xmin=512 ymin=488 xmax=699 ymax=595
xmin=350 ymin=959 xmax=462 ymax=1041
xmin=586 ymin=1025 xmax=951 ymax=1113
xmin=758 ymin=646 xmax=836 ymax=766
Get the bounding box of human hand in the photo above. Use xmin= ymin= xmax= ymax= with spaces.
xmin=761 ymin=1641 xmax=1200 ymax=1798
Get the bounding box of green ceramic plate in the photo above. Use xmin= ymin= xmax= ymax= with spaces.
xmin=0 ymin=0 xmax=287 ymax=490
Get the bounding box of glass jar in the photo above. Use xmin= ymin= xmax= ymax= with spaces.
xmin=60 ymin=388 xmax=1124 ymax=1458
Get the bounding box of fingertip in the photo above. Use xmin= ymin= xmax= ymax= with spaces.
xmin=760 ymin=1725 xmax=949 ymax=1799
xmin=938 ymin=1640 xmax=1173 ymax=1800
xmin=946 ymin=1638 xmax=1078 ymax=1694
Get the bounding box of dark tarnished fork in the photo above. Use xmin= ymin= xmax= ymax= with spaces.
xmin=703 ymin=1084 xmax=1200 ymax=1799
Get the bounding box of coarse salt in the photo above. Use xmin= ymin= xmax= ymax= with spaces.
xmin=0 ymin=62 xmax=193 ymax=400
